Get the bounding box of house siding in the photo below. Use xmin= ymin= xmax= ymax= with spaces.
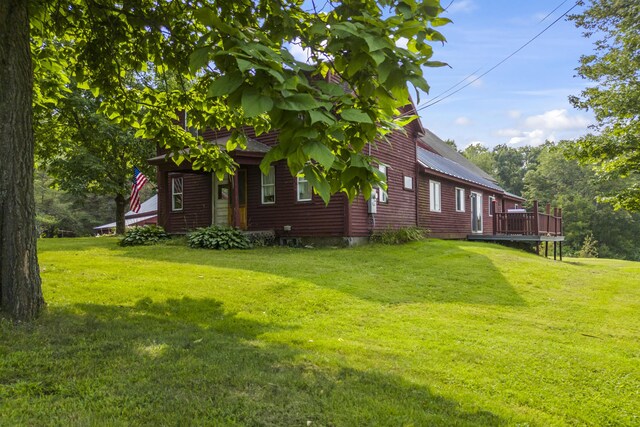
xmin=417 ymin=171 xmax=506 ymax=238
xmin=245 ymin=162 xmax=345 ymax=236
xmin=161 ymin=172 xmax=212 ymax=233
xmin=348 ymin=124 xmax=419 ymax=236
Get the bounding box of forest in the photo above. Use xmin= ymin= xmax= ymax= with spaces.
xmin=461 ymin=141 xmax=640 ymax=260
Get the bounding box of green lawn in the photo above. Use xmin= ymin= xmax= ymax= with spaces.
xmin=1 ymin=238 xmax=639 ymax=426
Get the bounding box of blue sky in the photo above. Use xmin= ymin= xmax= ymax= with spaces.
xmin=418 ymin=0 xmax=595 ymax=149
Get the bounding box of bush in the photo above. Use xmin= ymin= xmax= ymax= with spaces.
xmin=244 ymin=230 xmax=276 ymax=247
xmin=119 ymin=225 xmax=170 ymax=246
xmin=578 ymin=233 xmax=599 ymax=258
xmin=370 ymin=227 xmax=428 ymax=245
xmin=187 ymin=226 xmax=251 ymax=250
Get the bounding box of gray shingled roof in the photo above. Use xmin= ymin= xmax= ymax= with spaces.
xmin=417 ymin=146 xmax=504 ymax=192
xmin=148 ymin=136 xmax=270 ymax=163
xmin=419 ymin=129 xmax=498 ymax=184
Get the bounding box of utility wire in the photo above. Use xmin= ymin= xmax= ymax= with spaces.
xmin=410 ymin=0 xmax=580 ymax=114
xmin=538 ymin=0 xmax=569 ymax=23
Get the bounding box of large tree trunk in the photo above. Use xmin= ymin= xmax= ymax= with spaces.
xmin=0 ymin=0 xmax=45 ymax=320
xmin=115 ymin=194 xmax=127 ymax=235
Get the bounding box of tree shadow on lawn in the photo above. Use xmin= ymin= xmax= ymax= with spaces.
xmin=113 ymin=242 xmax=526 ymax=307
xmin=1 ymin=297 xmax=505 ymax=426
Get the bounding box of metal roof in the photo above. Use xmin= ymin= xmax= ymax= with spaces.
xmin=127 ymin=194 xmax=157 ymax=216
xmin=419 ymin=129 xmax=498 ymax=184
xmin=417 ymin=146 xmax=504 ymax=192
xmin=93 ymin=195 xmax=158 ymax=230
xmin=93 ymin=214 xmax=157 ymax=230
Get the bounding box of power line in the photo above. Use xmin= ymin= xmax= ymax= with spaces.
xmin=411 ymin=1 xmax=580 ymax=114
xmin=538 ymin=0 xmax=569 ymax=24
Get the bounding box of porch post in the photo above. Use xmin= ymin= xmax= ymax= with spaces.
xmin=553 ymin=207 xmax=559 ymax=235
xmin=545 ymin=241 xmax=548 ymax=258
xmin=232 ymin=173 xmax=241 ymax=228
xmin=546 ymin=203 xmax=551 ymax=234
xmin=532 ymin=200 xmax=539 ymax=235
xmin=558 ymin=208 xmax=563 ymax=236
xmin=492 ymin=200 xmax=497 ymax=235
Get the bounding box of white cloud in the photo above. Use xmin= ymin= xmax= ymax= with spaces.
xmin=493 ymin=109 xmax=592 ymax=147
xmin=495 ymin=128 xmax=523 ymax=137
xmin=447 ymin=0 xmax=476 ymax=13
xmin=523 ymin=109 xmax=591 ymax=131
xmin=464 ymin=140 xmax=487 ymax=149
xmin=507 ymin=129 xmax=550 ymax=147
xmin=507 ymin=110 xmax=521 ymax=119
xmin=455 ymin=116 xmax=472 ymax=126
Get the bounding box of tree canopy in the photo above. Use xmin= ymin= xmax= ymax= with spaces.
xmin=568 ymin=0 xmax=640 ymax=211
xmin=33 ymin=0 xmax=450 ymax=202
xmin=35 ymin=85 xmax=156 ymax=234
xmin=1 ymin=0 xmax=450 ymax=320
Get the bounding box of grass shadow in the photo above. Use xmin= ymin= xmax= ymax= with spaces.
xmin=105 ymin=240 xmax=527 ymax=306
xmin=1 ymin=297 xmax=505 ymax=425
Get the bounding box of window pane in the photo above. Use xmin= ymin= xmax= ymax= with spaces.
xmin=378 ymin=164 xmax=388 ymax=203
xmin=172 ymin=177 xmax=183 ymax=211
xmin=263 ymin=186 xmax=275 ymax=203
xmin=298 ymin=178 xmax=312 ymax=201
xmin=173 ymin=194 xmax=183 ymax=210
xmin=173 ymin=177 xmax=183 ymax=194
xmin=263 ymin=166 xmax=275 ymax=185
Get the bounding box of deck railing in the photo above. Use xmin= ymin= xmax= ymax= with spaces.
xmin=493 ymin=201 xmax=563 ymax=236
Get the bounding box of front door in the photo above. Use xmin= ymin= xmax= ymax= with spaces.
xmin=212 ymin=172 xmax=248 ymax=229
xmin=213 ymin=175 xmax=230 ymax=226
xmin=471 ymin=192 xmax=483 ymax=233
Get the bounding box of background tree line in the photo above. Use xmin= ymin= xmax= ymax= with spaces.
xmin=461 ymin=141 xmax=640 ymax=261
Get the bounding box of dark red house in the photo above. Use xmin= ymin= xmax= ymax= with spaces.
xmin=151 ymin=112 xmax=560 ymax=247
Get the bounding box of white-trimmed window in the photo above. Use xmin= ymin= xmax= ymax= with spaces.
xmin=172 ymin=177 xmax=183 ymax=211
xmin=378 ymin=164 xmax=388 ymax=203
xmin=297 ymin=174 xmax=312 ymax=201
xmin=261 ymin=166 xmax=276 ymax=204
xmin=455 ymin=187 xmax=465 ymax=212
xmin=489 ymin=196 xmax=496 ymax=216
xmin=429 ymin=180 xmax=441 ymax=212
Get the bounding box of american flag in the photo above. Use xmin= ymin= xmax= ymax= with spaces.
xmin=129 ymin=167 xmax=149 ymax=213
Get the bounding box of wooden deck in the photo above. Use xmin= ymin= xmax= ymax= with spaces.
xmin=467 ymin=201 xmax=565 ymax=260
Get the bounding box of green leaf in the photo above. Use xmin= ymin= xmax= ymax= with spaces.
xmin=309 ymin=109 xmax=336 ymax=125
xmin=431 ymin=17 xmax=452 ymax=27
xmin=241 ymin=87 xmax=273 ymax=118
xmin=276 ymin=94 xmax=320 ymax=111
xmin=341 ymin=108 xmax=373 ymax=123
xmin=236 ymin=58 xmax=253 ymax=73
xmin=424 ymin=61 xmax=449 ymax=68
xmin=363 ymin=34 xmax=390 ymax=52
xmin=303 ymin=140 xmax=335 ymax=169
xmin=189 ymin=47 xmax=210 ymax=74
xmin=303 ymin=165 xmax=331 ymax=204
xmin=260 ymin=146 xmax=285 ymax=175
xmin=76 ymin=81 xmax=90 ymax=90
xmin=193 ymin=7 xmax=216 ymax=27
xmin=314 ymin=81 xmax=345 ymax=97
xmin=408 ymin=75 xmax=430 ymax=94
xmin=208 ymin=74 xmax=244 ymax=97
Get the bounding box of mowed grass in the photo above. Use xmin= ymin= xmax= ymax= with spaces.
xmin=1 ymin=238 xmax=639 ymax=426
